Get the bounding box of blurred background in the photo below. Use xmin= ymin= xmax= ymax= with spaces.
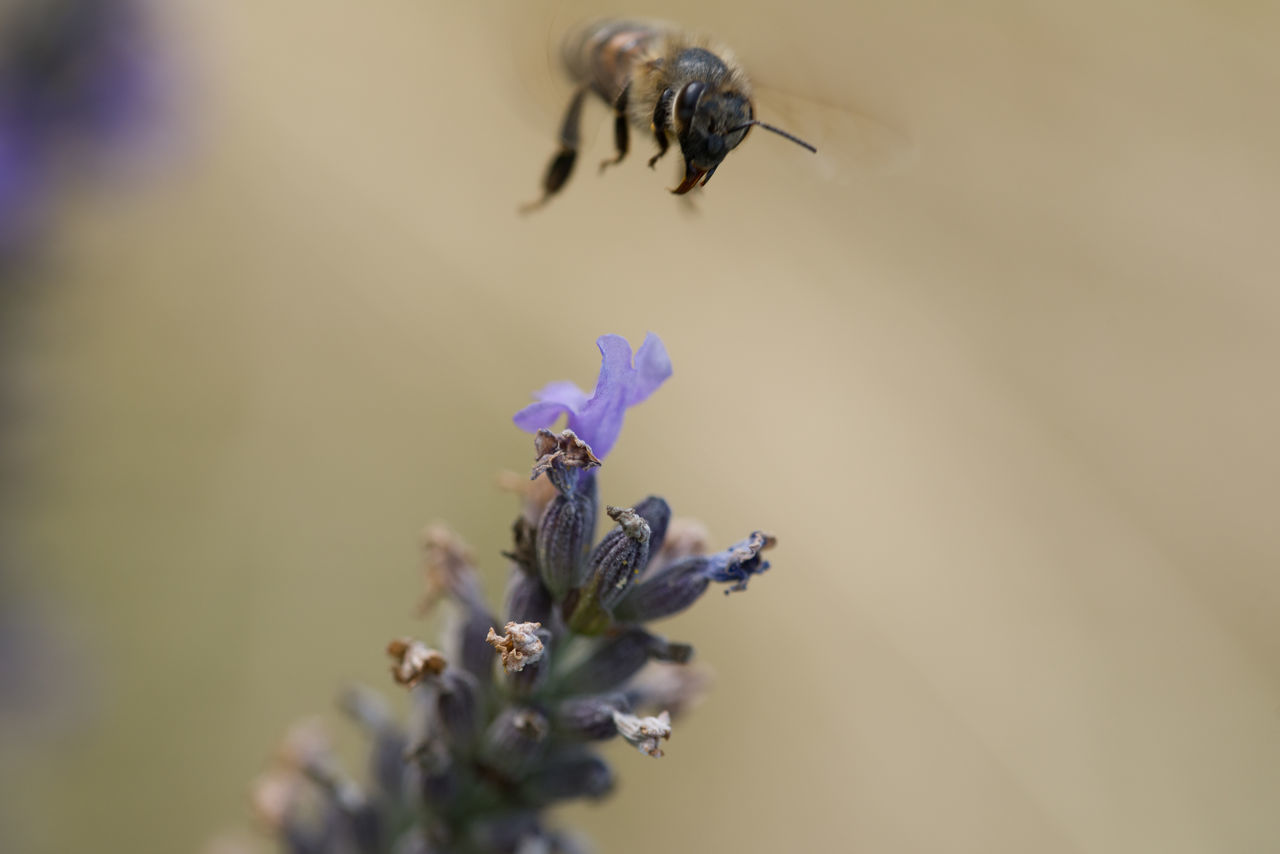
xmin=2 ymin=0 xmax=1279 ymax=851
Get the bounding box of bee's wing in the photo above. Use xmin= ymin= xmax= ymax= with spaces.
xmin=752 ymin=85 xmax=916 ymax=185
xmin=497 ymin=0 xmax=579 ymax=137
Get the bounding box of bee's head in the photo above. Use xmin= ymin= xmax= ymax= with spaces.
xmin=668 ymin=81 xmax=818 ymax=195
xmin=671 ymin=82 xmax=752 ymax=194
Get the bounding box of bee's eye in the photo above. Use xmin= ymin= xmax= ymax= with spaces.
xmin=675 ymin=82 xmax=706 ymax=131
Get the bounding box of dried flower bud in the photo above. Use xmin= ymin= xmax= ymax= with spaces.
xmin=535 ymin=473 xmax=597 ymax=596
xmin=274 ymin=718 xmax=333 ymax=772
xmin=387 ymin=639 xmax=446 ymax=688
xmin=250 ymin=769 xmax=302 ymax=831
xmin=530 ymin=429 xmax=601 ymax=494
xmin=486 ymin=622 xmax=546 ymax=673
xmin=613 ymin=531 xmax=775 ymax=622
xmin=612 ymin=710 xmax=672 ymax=758
xmin=509 ymin=628 xmax=554 ymax=697
xmin=553 ymin=693 xmax=631 ymax=741
xmin=565 ymin=506 xmax=650 ymax=633
xmin=709 ymin=531 xmax=775 ymax=592
xmin=482 ymin=707 xmax=550 ymax=778
xmin=416 ymin=523 xmax=485 ymax=616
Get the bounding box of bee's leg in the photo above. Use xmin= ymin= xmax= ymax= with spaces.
xmin=520 ymin=85 xmax=590 ymax=212
xmin=599 ymin=85 xmax=630 ymax=172
xmin=647 ymin=91 xmax=672 ymax=169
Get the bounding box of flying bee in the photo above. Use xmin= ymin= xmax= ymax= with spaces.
xmin=521 ymin=19 xmax=817 ymax=210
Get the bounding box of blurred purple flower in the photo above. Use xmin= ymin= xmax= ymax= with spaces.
xmin=513 ymin=333 xmax=672 ymax=459
xmin=0 ymin=0 xmax=163 ymax=257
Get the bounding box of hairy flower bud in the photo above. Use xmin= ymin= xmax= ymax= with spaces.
xmin=564 ymin=506 xmax=649 ymax=633
xmin=505 ymin=572 xmax=553 ymax=625
xmin=339 ymin=686 xmax=409 ymax=798
xmin=553 ymin=693 xmax=631 ymax=740
xmin=613 ymin=532 xmax=775 ymax=622
xmin=482 ymin=707 xmax=550 ymax=778
xmin=406 ymin=739 xmax=460 ymax=809
xmin=557 ymin=628 xmax=688 ymax=695
xmin=534 ymin=474 xmax=597 ymax=597
xmin=435 ymin=670 xmax=481 ymax=746
xmin=630 ymin=496 xmax=670 ymax=570
xmin=453 ymin=604 xmax=501 ymax=687
xmin=462 ymin=811 xmax=542 ymax=854
xmin=518 ymin=750 xmax=614 ymax=806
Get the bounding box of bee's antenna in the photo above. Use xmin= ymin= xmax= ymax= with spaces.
xmin=729 ymin=120 xmax=817 ymax=153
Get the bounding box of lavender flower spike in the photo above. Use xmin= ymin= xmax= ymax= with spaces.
xmin=514 ymin=333 xmax=672 ymax=459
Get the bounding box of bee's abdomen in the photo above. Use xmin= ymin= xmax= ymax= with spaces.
xmin=562 ymin=19 xmax=665 ymax=105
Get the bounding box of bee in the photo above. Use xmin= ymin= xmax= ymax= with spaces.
xmin=521 ymin=19 xmax=817 ymax=210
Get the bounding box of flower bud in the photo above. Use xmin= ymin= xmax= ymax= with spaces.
xmin=435 ymin=670 xmax=481 ymax=746
xmin=630 ymin=496 xmax=670 ymax=570
xmin=339 ymin=686 xmax=409 ymax=798
xmin=535 ymin=474 xmax=597 ymax=597
xmin=518 ymin=749 xmax=614 ymax=806
xmin=564 ymin=506 xmax=649 ymax=634
xmin=482 ymin=707 xmax=550 ymax=778
xmin=462 ymin=811 xmax=542 ymax=854
xmin=452 ymin=604 xmax=500 ymax=687
xmin=552 ymin=693 xmax=631 ymax=740
xmin=405 ymin=739 xmax=460 ymax=809
xmin=613 ymin=531 xmax=775 ymax=622
xmin=609 ymin=559 xmax=709 ymax=623
xmin=557 ymin=628 xmax=685 ymax=694
xmin=505 ymin=572 xmax=553 ymax=625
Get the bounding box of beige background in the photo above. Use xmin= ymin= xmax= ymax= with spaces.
xmin=3 ymin=0 xmax=1279 ymax=851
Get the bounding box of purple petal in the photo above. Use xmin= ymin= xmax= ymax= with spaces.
xmin=535 ymin=380 xmax=591 ymax=412
xmin=512 ymin=400 xmax=572 ymax=434
xmin=626 ymin=333 xmax=673 ymax=406
xmin=513 ymin=334 xmax=672 ymax=459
